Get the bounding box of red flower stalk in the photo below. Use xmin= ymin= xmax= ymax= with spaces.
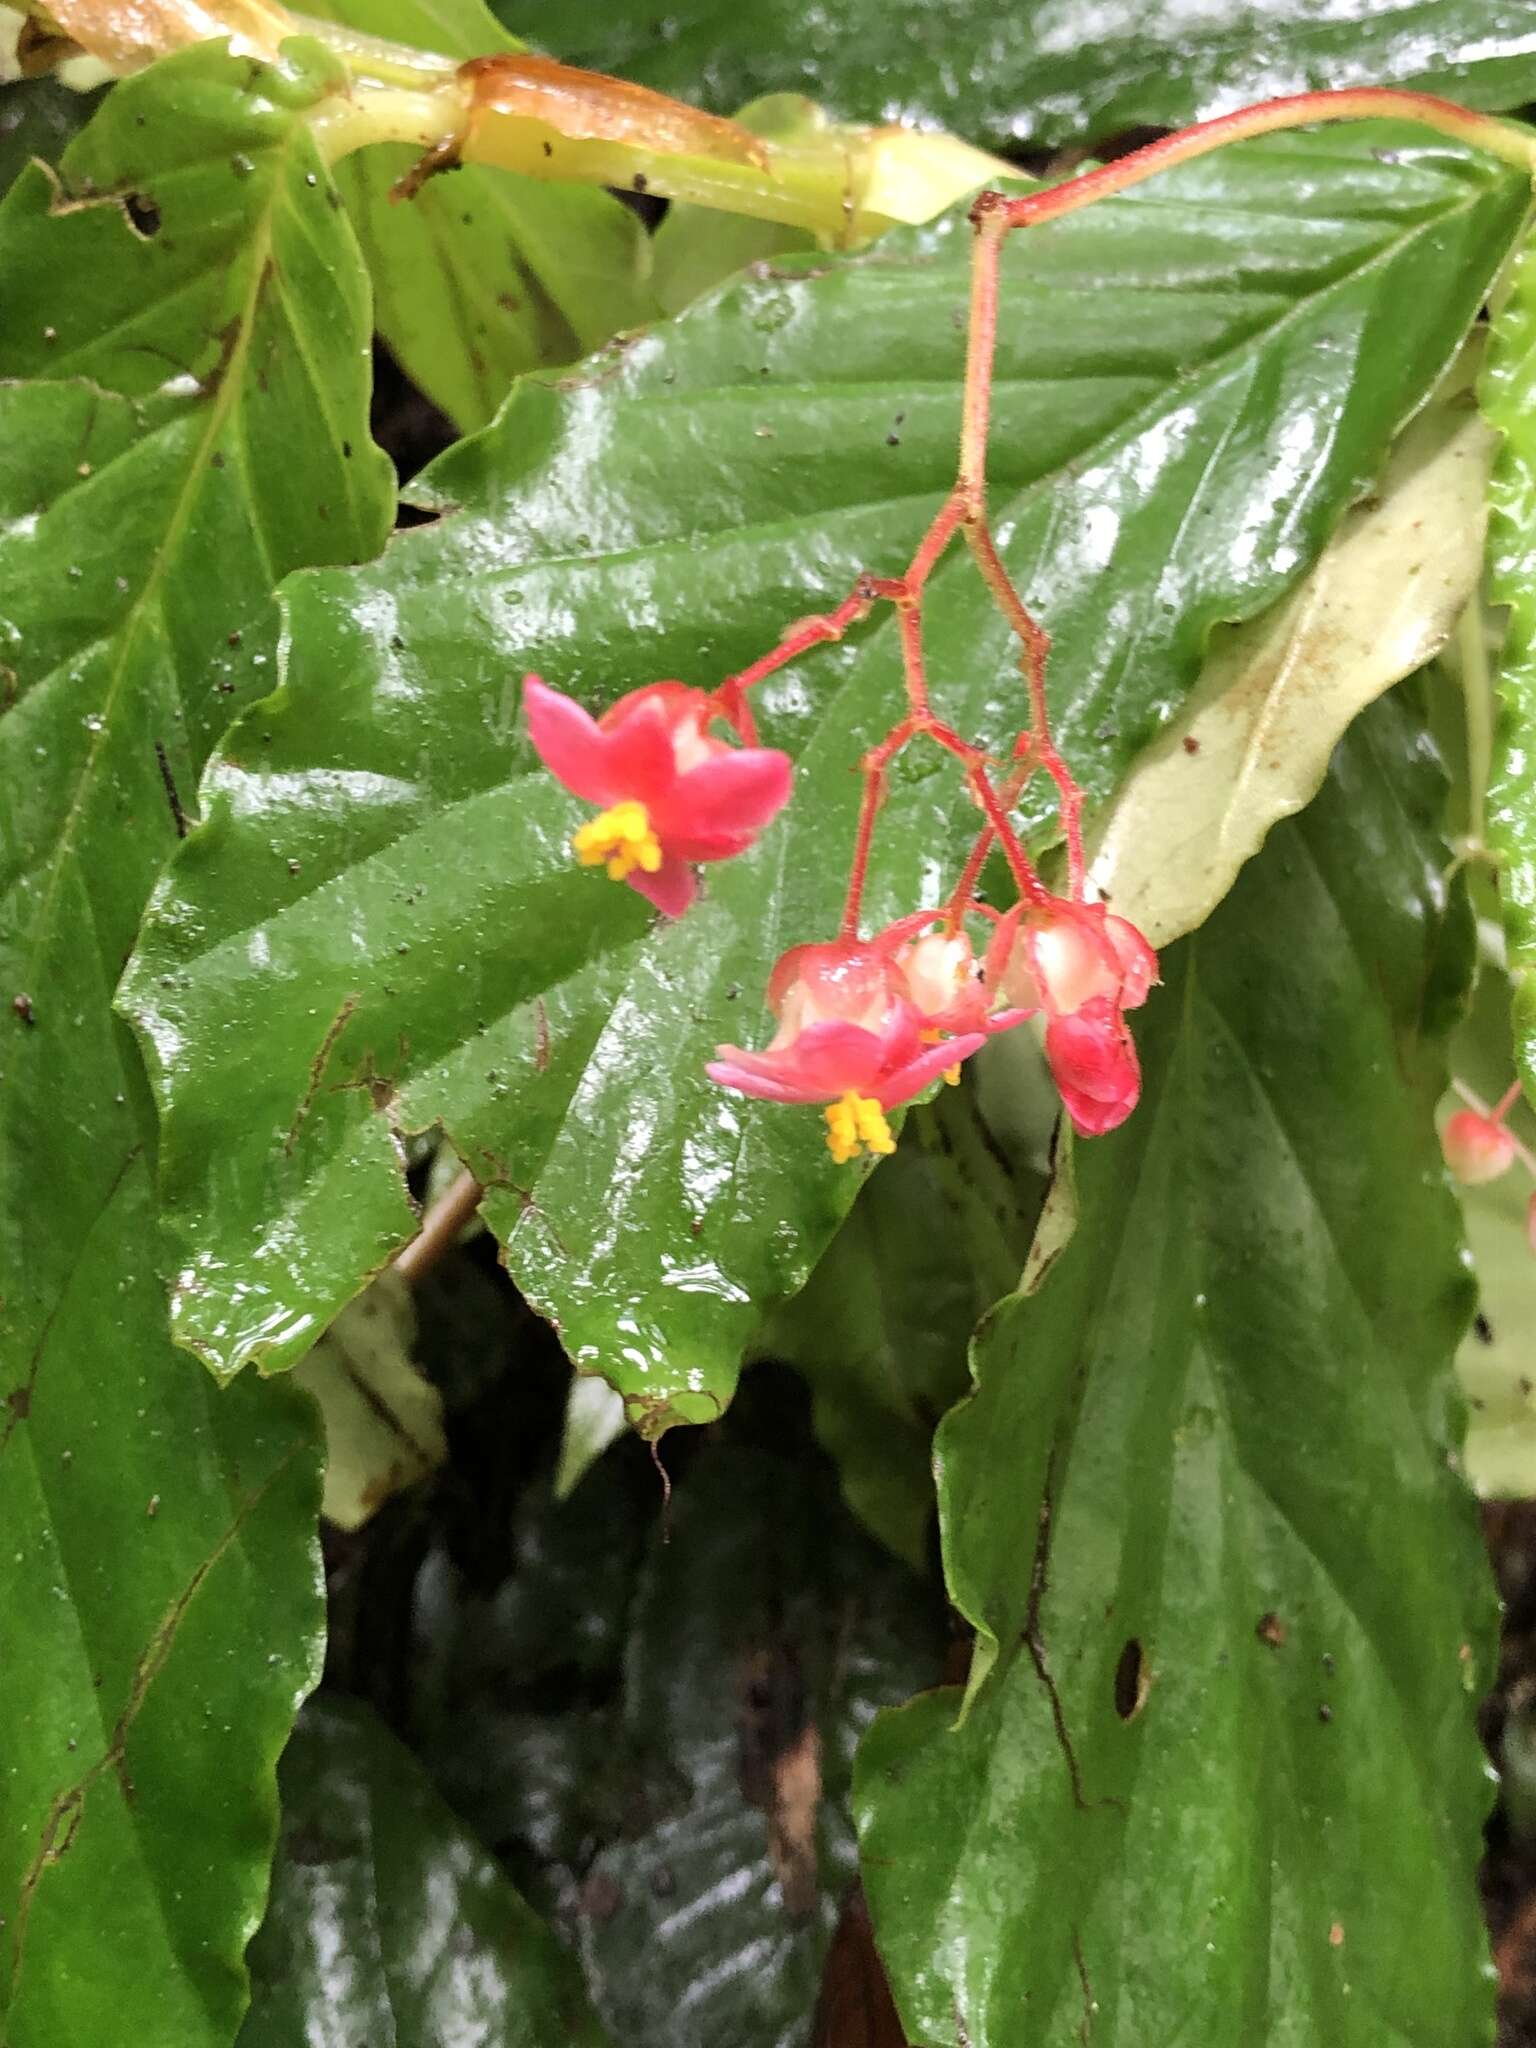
xmin=707 ymin=939 xmax=987 ymax=1162
xmin=523 ymin=675 xmax=793 ymax=917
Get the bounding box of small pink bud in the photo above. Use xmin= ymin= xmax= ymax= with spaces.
xmin=1044 ymin=997 xmax=1142 ymax=1137
xmin=1442 ymin=1108 xmax=1516 ymax=1186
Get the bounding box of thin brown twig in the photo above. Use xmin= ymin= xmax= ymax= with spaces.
xmin=393 ymin=1163 xmax=485 ymax=1285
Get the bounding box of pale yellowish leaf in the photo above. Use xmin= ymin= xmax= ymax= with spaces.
xmin=1088 ymin=387 xmax=1493 ymax=948
xmin=293 ymin=1268 xmax=446 ymax=1530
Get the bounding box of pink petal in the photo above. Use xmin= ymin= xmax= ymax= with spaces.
xmin=876 ymin=1031 xmax=987 ymax=1109
xmin=657 ymin=748 xmax=794 ymax=840
xmin=627 ymin=855 xmax=696 ymax=919
xmin=785 ymin=1020 xmax=890 ymax=1096
xmin=983 ymin=1004 xmax=1037 ymax=1035
xmin=523 ymin=676 xmax=617 ymax=805
xmin=1105 ymin=913 xmax=1158 ymax=1010
xmin=602 ymin=699 xmax=682 ymax=803
xmin=706 ymin=1053 xmax=824 ymax=1105
xmin=1044 ymin=1002 xmax=1140 ymax=1136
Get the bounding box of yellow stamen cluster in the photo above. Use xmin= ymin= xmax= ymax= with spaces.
xmin=572 ymin=800 xmax=662 ymax=881
xmin=919 ymin=1025 xmax=962 ymax=1086
xmin=824 ymin=1090 xmax=896 ymax=1164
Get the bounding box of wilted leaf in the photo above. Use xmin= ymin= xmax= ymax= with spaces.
xmin=294 ymin=1267 xmax=446 ymax=1529
xmin=1090 ymin=372 xmax=1494 ymax=948
xmin=240 ymin=1695 xmax=608 ymax=2047
xmin=0 ymin=45 xmax=389 ymax=2045
xmin=121 ymin=128 xmax=1524 ymax=1436
xmin=857 ymin=694 xmax=1492 ymax=2047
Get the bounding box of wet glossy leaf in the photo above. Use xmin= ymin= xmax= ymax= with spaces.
xmin=122 ymin=128 xmax=1523 ymax=1432
xmin=239 ymin=1695 xmax=607 ymax=2047
xmin=1484 ymin=229 xmax=1536 ymax=1152
xmin=856 ymin=694 xmax=1493 ymax=2047
xmin=1090 ymin=371 xmax=1494 ymax=948
xmin=414 ymin=1404 xmax=946 ymax=2048
xmin=0 ymin=45 xmax=389 ymax=2046
xmin=497 ymin=0 xmax=1536 ymax=153
xmin=307 ymin=0 xmax=654 ymax=433
xmin=762 ymin=1079 xmax=1046 ymax=1569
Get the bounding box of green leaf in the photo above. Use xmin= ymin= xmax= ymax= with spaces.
xmin=1 ymin=1168 xmax=325 ymax=2048
xmin=414 ymin=1402 xmax=946 ymax=2048
xmin=496 ymin=0 xmax=1536 ymax=154
xmin=121 ymin=128 xmax=1523 ymax=1433
xmin=762 ymin=1075 xmax=1048 ymax=1569
xmin=304 ymin=0 xmax=654 ymax=433
xmin=239 ymin=1695 xmax=608 ymax=2047
xmin=1090 ymin=365 xmax=1495 ymax=948
xmin=1484 ymin=228 xmax=1536 ymax=1130
xmin=0 ymin=45 xmax=391 ymax=2044
xmin=855 ymin=692 xmax=1493 ymax=2047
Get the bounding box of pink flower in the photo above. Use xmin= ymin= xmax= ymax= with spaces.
xmin=1443 ymin=1108 xmax=1516 ymax=1186
xmin=524 ymin=675 xmax=793 ymax=917
xmin=992 ymin=897 xmax=1158 ymax=1138
xmin=707 ymin=939 xmax=987 ymax=1162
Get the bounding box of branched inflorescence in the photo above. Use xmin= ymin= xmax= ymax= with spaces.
xmin=524 ymin=88 xmax=1536 ymax=1166
xmin=525 ymin=179 xmax=1157 ymax=1162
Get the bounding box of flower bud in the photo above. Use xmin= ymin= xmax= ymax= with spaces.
xmin=1442 ymin=1108 xmax=1516 ymax=1186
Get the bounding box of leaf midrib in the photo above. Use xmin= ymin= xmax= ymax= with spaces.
xmin=17 ymin=124 xmax=308 ymax=1007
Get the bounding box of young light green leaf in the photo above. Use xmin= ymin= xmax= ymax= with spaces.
xmin=292 ymin=1268 xmax=446 ymax=1529
xmin=649 ymin=93 xmax=820 ymax=317
xmin=240 ymin=1696 xmax=609 ymax=2047
xmin=649 ymin=92 xmax=1016 ymax=318
xmin=121 ymin=129 xmax=1524 ymax=1436
xmin=1090 ymin=376 xmax=1495 ymax=948
xmin=856 ymin=694 xmax=1492 ymax=2048
xmin=304 ymin=0 xmax=655 ymax=433
xmin=1458 ymin=1165 xmax=1536 ymax=1497
xmin=1443 ymin=923 xmax=1536 ymax=1499
xmin=0 ymin=45 xmax=390 ymax=2045
xmin=497 ymin=0 xmax=1536 ymax=153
